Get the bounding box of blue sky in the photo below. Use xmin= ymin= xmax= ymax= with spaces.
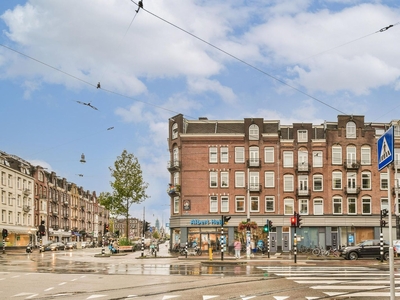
xmin=1 ymin=0 xmax=400 ymax=226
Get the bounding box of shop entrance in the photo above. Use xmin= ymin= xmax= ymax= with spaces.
xmin=188 ymin=228 xmax=226 ymax=252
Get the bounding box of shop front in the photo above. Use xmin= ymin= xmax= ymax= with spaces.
xmin=0 ymin=225 xmax=37 ymax=248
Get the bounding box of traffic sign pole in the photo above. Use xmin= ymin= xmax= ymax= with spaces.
xmin=388 ymin=165 xmax=395 ymax=300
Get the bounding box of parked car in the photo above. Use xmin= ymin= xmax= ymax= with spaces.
xmin=65 ymin=242 xmax=77 ymax=250
xmin=41 ymin=242 xmax=53 ymax=252
xmin=48 ymin=242 xmax=65 ymax=251
xmin=340 ymin=239 xmax=389 ymax=260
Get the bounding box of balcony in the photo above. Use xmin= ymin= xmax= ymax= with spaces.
xmin=296 ymin=163 xmax=310 ymax=173
xmin=23 ymin=189 xmax=31 ymax=196
xmin=52 ymin=225 xmax=59 ymax=231
xmin=39 ymin=194 xmax=47 ymax=200
xmin=296 ymin=188 xmax=310 ymax=197
xmin=167 ymin=184 xmax=181 ymax=196
xmin=22 ymin=205 xmax=31 ymax=212
xmin=249 ymin=184 xmax=262 ymax=192
xmin=344 ymin=186 xmax=361 ymax=195
xmin=52 ymin=210 xmax=58 ymax=216
xmin=167 ymin=160 xmax=181 ymax=172
xmin=344 ymin=160 xmax=360 ymax=170
xmin=247 ymin=159 xmax=261 ymax=168
xmin=39 ymin=209 xmax=47 ymax=215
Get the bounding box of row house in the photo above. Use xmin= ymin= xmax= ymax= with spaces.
xmin=167 ymin=114 xmax=400 ymax=252
xmin=114 ymin=217 xmax=142 ymax=239
xmin=0 ymin=150 xmax=110 ymax=248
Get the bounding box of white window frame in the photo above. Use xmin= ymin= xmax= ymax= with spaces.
xmin=333 ymin=197 xmax=342 ymax=214
xmin=380 ymin=173 xmax=388 ymax=190
xmin=298 ymin=175 xmax=308 ymax=195
xmin=362 ymin=197 xmax=371 ymax=214
xmin=221 ymin=196 xmax=229 ymax=213
xmin=313 ymin=198 xmax=323 ymax=215
xmin=235 ymin=147 xmax=245 ymax=163
xmin=173 ymin=197 xmax=179 ymax=214
xmin=235 ymin=172 xmax=245 ymax=188
xmin=346 ymin=121 xmax=356 ymax=138
xmin=299 ymin=199 xmax=308 ymax=215
xmin=265 ymin=171 xmax=275 ymax=188
xmin=332 ymin=171 xmax=342 ymax=190
xmin=347 ymin=173 xmax=356 ymax=193
xmin=283 ymin=151 xmax=293 ymax=168
xmin=332 ymin=146 xmax=342 ymax=165
xmin=361 ymin=172 xmax=371 ymax=190
xmin=283 ymin=174 xmax=294 ymax=192
xmin=235 ymin=196 xmax=245 ymax=212
xmin=209 ymin=147 xmax=217 ymax=163
xmin=313 ymin=151 xmax=323 ymax=167
xmin=347 ymin=197 xmax=357 ymax=215
xmin=220 ymin=147 xmax=229 ymax=163
xmin=210 ymin=196 xmax=218 ymax=213
xmin=250 ymin=196 xmax=259 ymax=212
xmin=249 ymin=171 xmax=259 ymax=191
xmin=298 ymin=130 xmax=308 ymax=142
xmin=210 ymin=171 xmax=218 ymax=188
xmin=221 ymin=172 xmax=229 ymax=187
xmin=265 ymin=196 xmax=275 ymax=212
xmin=172 ymin=123 xmax=178 ymax=139
xmin=381 ymin=198 xmax=389 ymax=211
xmin=313 ymin=174 xmax=323 ymax=191
xmin=284 ymin=198 xmax=294 ymax=215
xmin=249 ymin=146 xmax=259 ymax=167
xmin=249 ymin=124 xmax=259 ymax=140
xmin=264 ymin=147 xmax=274 ymax=163
xmin=361 ymin=146 xmax=371 ymax=165
xmin=346 ymin=146 xmax=357 ymax=167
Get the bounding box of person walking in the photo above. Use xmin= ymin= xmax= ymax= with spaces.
xmin=234 ymin=239 xmax=241 ymax=259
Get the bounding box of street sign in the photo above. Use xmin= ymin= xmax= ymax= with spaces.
xmin=378 ymin=126 xmax=394 ymax=171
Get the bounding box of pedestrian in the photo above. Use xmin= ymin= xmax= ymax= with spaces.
xmin=251 ymin=239 xmax=255 ymax=256
xmin=234 ymin=239 xmax=241 ymax=259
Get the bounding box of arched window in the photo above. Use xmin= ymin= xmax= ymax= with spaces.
xmin=249 ymin=124 xmax=259 ymax=140
xmin=346 ymin=121 xmax=356 ymax=138
xmin=172 ymin=123 xmax=178 ymax=139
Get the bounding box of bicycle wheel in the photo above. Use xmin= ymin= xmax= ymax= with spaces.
xmin=197 ymin=249 xmax=202 ymax=256
xmin=312 ymin=248 xmax=320 ymax=256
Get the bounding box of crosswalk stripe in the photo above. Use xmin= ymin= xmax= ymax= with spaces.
xmin=311 ymin=285 xmax=387 ymax=290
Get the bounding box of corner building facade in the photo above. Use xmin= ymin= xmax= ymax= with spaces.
xmin=167 ymin=114 xmax=400 ymax=253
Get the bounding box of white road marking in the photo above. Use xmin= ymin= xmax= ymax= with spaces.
xmin=312 ymin=285 xmax=386 ymax=290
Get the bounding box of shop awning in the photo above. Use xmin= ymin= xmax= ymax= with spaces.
xmin=1 ymin=225 xmax=37 ymax=235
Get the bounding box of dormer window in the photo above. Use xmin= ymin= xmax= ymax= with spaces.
xmin=249 ymin=124 xmax=259 ymax=140
xmin=172 ymin=123 xmax=178 ymax=139
xmin=346 ymin=121 xmax=356 ymax=138
xmin=298 ymin=130 xmax=307 ymax=142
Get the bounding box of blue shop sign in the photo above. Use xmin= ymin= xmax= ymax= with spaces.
xmin=190 ymin=219 xmax=222 ymax=226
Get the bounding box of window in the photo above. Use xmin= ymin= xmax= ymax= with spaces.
xmin=265 ymin=196 xmax=275 ymax=212
xmin=17 ymin=212 xmax=21 ymax=225
xmin=346 ymin=121 xmax=356 ymax=138
xmin=362 ymin=197 xmax=371 ymax=214
xmin=313 ymin=174 xmax=323 ymax=191
xmin=173 ymin=197 xmax=179 ymax=214
xmin=235 ymin=147 xmax=245 ymax=163
xmin=235 ymin=172 xmax=245 ymax=188
xmin=8 ymin=211 xmax=12 ymax=223
xmin=380 ymin=173 xmax=388 ymax=190
xmin=298 ymin=175 xmax=308 ymax=195
xmin=210 ymin=196 xmax=218 ymax=212
xmin=284 ymin=198 xmax=294 ymax=215
xmin=333 ymin=197 xmax=342 ymax=214
xmin=313 ymin=151 xmax=323 ymax=167
xmin=249 ymin=172 xmax=259 ymax=191
xmin=8 ymin=193 xmax=13 ymax=206
xmin=347 ymin=173 xmax=356 ymax=192
xmin=172 ymin=123 xmax=178 ymax=139
xmin=361 ymin=172 xmax=371 ymax=190
xmin=1 ymin=210 xmax=5 ymax=223
xmin=348 ymin=197 xmax=357 ymax=214
xmin=210 ymin=171 xmax=218 ymax=187
xmin=221 ymin=196 xmax=229 ymax=212
xmin=8 ymin=174 xmax=12 ymax=187
xmin=314 ymin=199 xmax=323 ymax=215
xmin=17 ymin=177 xmax=21 ymax=190
xmin=346 ymin=146 xmax=356 ymax=167
xmin=283 ymin=174 xmax=294 ymax=192
xmin=209 ymin=147 xmax=217 ymax=163
xmin=332 ymin=146 xmax=342 ymax=165
xmin=39 ymin=171 xmax=44 ymax=182
xmin=381 ymin=198 xmax=389 ymax=211
xmin=249 ymin=147 xmax=259 ymax=167
xmin=264 ymin=147 xmax=274 ymax=163
xmin=173 ymin=172 xmax=179 ymax=185
xmin=361 ymin=146 xmax=371 ymax=165
xmin=221 ymin=172 xmax=229 ymax=187
xmin=299 ymin=199 xmax=308 ymax=215
xmin=1 ymin=172 xmax=5 ymax=185
xmin=220 ymin=147 xmax=229 ymax=163
xmin=1 ymin=191 xmax=5 ymax=204
xmin=265 ymin=171 xmax=275 ymax=188
xmin=298 ymin=130 xmax=308 ymax=142
xmin=250 ymin=196 xmax=259 ymax=212
xmin=249 ymin=124 xmax=259 ymax=140
xmin=298 ymin=150 xmax=308 ymax=171
xmin=283 ymin=151 xmax=293 ymax=167
xmin=235 ymin=196 xmax=245 ymax=212
xmin=332 ymin=172 xmax=342 ymax=189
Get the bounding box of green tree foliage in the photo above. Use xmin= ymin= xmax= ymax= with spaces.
xmin=100 ymin=150 xmax=149 ymax=235
xmin=152 ymin=231 xmax=160 ymax=240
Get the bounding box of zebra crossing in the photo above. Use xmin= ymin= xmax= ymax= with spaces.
xmin=257 ymin=265 xmax=400 ymax=298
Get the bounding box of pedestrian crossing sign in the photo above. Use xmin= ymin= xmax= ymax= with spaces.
xmin=377 ymin=126 xmax=394 ymax=171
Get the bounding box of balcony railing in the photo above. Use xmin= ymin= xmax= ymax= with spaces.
xmin=167 ymin=184 xmax=181 ymax=196
xmin=344 ymin=160 xmax=360 ymax=170
xmin=296 ymin=188 xmax=310 ymax=197
xmin=296 ymin=163 xmax=310 ymax=173
xmin=249 ymin=184 xmax=262 ymax=192
xmin=167 ymin=160 xmax=181 ymax=172
xmin=344 ymin=186 xmax=361 ymax=195
xmin=247 ymin=159 xmax=261 ymax=168
xmin=23 ymin=189 xmax=31 ymax=196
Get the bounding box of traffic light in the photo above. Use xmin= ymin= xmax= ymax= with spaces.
xmin=290 ymin=216 xmax=297 ymax=227
xmin=2 ymin=229 xmax=8 ymax=238
xmin=296 ymin=212 xmax=302 ymax=228
xmin=223 ymin=215 xmax=231 ymax=225
xmin=263 ymin=219 xmax=269 ymax=233
xmin=39 ymin=225 xmax=45 ymax=236
xmin=105 ymin=224 xmax=109 ymax=233
xmin=381 ymin=209 xmax=388 ymax=218
xmin=268 ymin=220 xmax=273 ymax=230
xmin=381 ymin=220 xmax=387 ymax=227
xmin=145 ymin=222 xmax=150 ymax=232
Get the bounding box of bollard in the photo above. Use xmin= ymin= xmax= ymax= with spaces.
xmin=185 ymin=241 xmax=188 ymax=258
xmin=209 ymin=247 xmax=213 ymax=261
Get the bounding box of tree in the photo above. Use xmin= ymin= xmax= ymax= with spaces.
xmin=100 ymin=150 xmax=149 ymax=238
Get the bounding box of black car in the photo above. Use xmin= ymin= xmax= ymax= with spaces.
xmin=340 ymin=239 xmax=389 ymax=260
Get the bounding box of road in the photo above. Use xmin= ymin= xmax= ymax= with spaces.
xmin=0 ymin=244 xmax=399 ymax=299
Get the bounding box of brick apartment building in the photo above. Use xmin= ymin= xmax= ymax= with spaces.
xmin=167 ymin=114 xmax=400 ymax=253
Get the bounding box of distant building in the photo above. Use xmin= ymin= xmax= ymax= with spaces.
xmin=167 ymin=114 xmax=400 ymax=252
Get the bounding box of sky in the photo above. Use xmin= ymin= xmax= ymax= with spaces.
xmin=1 ymin=0 xmax=400 ymax=226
